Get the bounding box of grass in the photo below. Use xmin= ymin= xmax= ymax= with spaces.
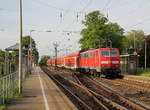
xmin=131 ymin=69 xmax=150 ymax=77
xmin=0 ymin=92 xmax=25 ymax=110
xmin=0 ymin=85 xmax=22 ymax=109
xmin=14 ymin=93 xmax=25 ymax=98
xmin=0 ymin=105 xmax=6 ymax=110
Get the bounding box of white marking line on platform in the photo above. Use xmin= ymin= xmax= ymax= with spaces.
xmin=38 ymin=68 xmax=50 ymax=110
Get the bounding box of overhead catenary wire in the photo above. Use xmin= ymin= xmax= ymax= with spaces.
xmin=54 ymin=0 xmax=86 ymax=33
xmin=32 ymin=0 xmax=86 ymax=13
xmin=32 ymin=0 xmax=86 ymax=34
xmin=127 ymin=17 xmax=150 ymax=30
xmin=65 ymin=0 xmax=92 ymax=31
xmin=57 ymin=0 xmax=93 ymax=53
xmin=132 ymin=17 xmax=150 ymax=27
xmin=32 ymin=0 xmax=68 ymax=12
xmin=102 ymin=0 xmax=113 ymax=11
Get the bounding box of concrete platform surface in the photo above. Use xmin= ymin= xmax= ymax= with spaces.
xmin=6 ymin=66 xmax=78 ymax=110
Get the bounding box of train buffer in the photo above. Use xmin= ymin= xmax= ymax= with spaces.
xmin=6 ymin=66 xmax=77 ymax=110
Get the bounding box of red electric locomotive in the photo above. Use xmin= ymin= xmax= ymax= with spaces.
xmin=47 ymin=48 xmax=121 ymax=78
xmin=78 ymin=48 xmax=121 ymax=77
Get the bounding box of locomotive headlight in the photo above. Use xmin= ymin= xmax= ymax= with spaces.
xmin=101 ymin=61 xmax=109 ymax=64
xmin=112 ymin=61 xmax=119 ymax=64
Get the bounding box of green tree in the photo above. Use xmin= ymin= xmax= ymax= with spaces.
xmin=139 ymin=35 xmax=150 ymax=67
xmin=79 ymin=10 xmax=124 ymax=51
xmin=0 ymin=50 xmax=5 ymax=74
xmin=0 ymin=50 xmax=5 ymax=63
xmin=39 ymin=56 xmax=50 ymax=66
xmin=22 ymin=36 xmax=39 ymax=64
xmin=124 ymin=30 xmax=145 ymax=53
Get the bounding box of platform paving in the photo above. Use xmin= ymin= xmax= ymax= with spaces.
xmin=6 ymin=66 xmax=78 ymax=110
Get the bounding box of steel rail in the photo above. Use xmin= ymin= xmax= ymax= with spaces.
xmin=89 ymin=77 xmax=146 ymax=110
xmin=61 ymin=72 xmax=129 ymax=110
xmin=43 ymin=68 xmax=93 ymax=110
xmin=66 ymin=75 xmax=128 ymax=110
xmin=46 ymin=67 xmax=147 ymax=110
xmin=101 ymin=78 xmax=150 ymax=92
xmin=124 ymin=78 xmax=150 ymax=84
xmin=62 ymin=76 xmax=109 ymax=110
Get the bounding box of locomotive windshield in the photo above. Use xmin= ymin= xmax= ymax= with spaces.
xmin=101 ymin=50 xmax=118 ymax=56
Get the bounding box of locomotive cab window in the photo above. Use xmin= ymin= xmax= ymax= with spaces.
xmin=110 ymin=50 xmax=118 ymax=56
xmin=101 ymin=50 xmax=109 ymax=56
xmin=101 ymin=50 xmax=118 ymax=56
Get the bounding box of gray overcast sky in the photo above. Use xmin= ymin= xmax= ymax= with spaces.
xmin=0 ymin=0 xmax=150 ymax=56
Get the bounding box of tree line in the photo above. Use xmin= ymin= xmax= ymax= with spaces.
xmin=78 ymin=10 xmax=149 ymax=67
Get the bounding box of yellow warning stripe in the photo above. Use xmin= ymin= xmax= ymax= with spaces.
xmin=65 ymin=57 xmax=76 ymax=59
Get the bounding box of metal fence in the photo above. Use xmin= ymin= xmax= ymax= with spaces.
xmin=0 ymin=72 xmax=18 ymax=105
xmin=0 ymin=56 xmax=29 ymax=106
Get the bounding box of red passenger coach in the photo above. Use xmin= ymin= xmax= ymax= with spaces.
xmin=64 ymin=52 xmax=80 ymax=70
xmin=47 ymin=59 xmax=51 ymax=66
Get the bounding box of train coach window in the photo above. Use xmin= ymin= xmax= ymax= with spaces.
xmin=81 ymin=54 xmax=86 ymax=58
xmin=81 ymin=54 xmax=84 ymax=58
xmin=85 ymin=53 xmax=88 ymax=57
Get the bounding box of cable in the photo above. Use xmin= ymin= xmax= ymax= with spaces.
xmin=102 ymin=0 xmax=113 ymax=11
xmin=33 ymin=0 xmax=68 ymax=12
xmin=32 ymin=0 xmax=87 ymax=13
xmin=54 ymin=0 xmax=84 ymax=32
xmin=65 ymin=0 xmax=92 ymax=30
xmin=129 ymin=17 xmax=150 ymax=29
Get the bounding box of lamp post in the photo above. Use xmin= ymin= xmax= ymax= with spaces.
xmin=29 ymin=30 xmax=35 ymax=70
xmin=19 ymin=0 xmax=23 ymax=94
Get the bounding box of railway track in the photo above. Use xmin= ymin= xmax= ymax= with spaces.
xmin=76 ymin=74 xmax=147 ymax=110
xmin=100 ymin=77 xmax=150 ymax=92
xmin=124 ymin=75 xmax=150 ymax=84
xmin=42 ymin=67 xmax=105 ymax=110
xmin=44 ymin=67 xmax=147 ymax=110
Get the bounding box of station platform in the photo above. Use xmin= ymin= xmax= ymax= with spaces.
xmin=6 ymin=67 xmax=78 ymax=110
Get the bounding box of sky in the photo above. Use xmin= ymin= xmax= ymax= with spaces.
xmin=0 ymin=0 xmax=150 ymax=57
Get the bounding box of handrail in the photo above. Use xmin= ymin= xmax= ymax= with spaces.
xmin=0 ymin=72 xmax=18 ymax=105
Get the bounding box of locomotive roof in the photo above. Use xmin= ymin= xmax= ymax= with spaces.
xmin=80 ymin=48 xmax=118 ymax=54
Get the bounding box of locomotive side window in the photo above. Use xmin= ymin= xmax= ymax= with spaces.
xmin=88 ymin=52 xmax=93 ymax=57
